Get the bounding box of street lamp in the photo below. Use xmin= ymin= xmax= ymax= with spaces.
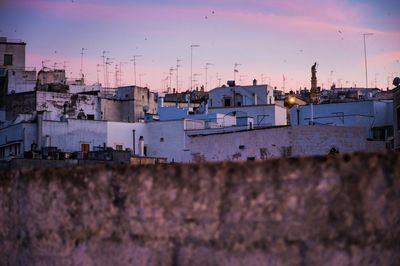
xmin=190 ymin=44 xmax=200 ymax=90
xmin=363 ymin=33 xmax=373 ymax=89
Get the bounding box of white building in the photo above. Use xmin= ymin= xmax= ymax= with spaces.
xmin=208 ymin=83 xmax=275 ymax=107
xmin=0 ymin=121 xmax=36 ymax=159
xmin=4 ymin=90 xmax=102 ymax=122
xmin=208 ymin=104 xmax=287 ymax=127
xmin=206 ymin=83 xmax=286 ymax=127
xmin=0 ymin=37 xmax=36 ymax=94
xmin=289 ymin=100 xmax=393 ymax=141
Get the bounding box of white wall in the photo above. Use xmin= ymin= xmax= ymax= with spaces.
xmin=189 ymin=125 xmax=383 ymax=162
xmin=69 ymin=84 xmax=102 ymax=94
xmin=289 ymin=100 xmax=393 ymax=138
xmin=7 ymin=69 xmax=36 ymax=94
xmin=42 ymin=119 xmax=107 ymax=152
xmin=208 ymin=85 xmax=274 ymax=107
xmin=106 ymin=121 xmax=147 ymax=154
xmin=0 ymin=122 xmax=37 ymax=158
xmin=145 ymin=120 xmax=191 ymax=162
xmin=37 ymin=91 xmax=101 ymax=121
xmin=208 ymin=105 xmax=287 ymax=127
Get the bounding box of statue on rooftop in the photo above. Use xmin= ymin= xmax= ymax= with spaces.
xmin=311 ymin=62 xmax=317 ymax=90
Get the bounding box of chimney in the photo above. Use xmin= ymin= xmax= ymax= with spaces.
xmin=138 ymin=136 xmax=145 ymax=156
xmin=253 ymin=79 xmax=257 ymax=85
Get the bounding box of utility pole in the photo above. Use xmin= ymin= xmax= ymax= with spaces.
xmin=363 ymin=33 xmax=373 ymax=89
xmin=169 ymin=67 xmax=174 ymax=90
xmin=101 ymin=51 xmax=109 ymax=88
xmin=119 ymin=62 xmax=127 ymax=87
xmin=217 ymin=73 xmax=222 ymax=87
xmin=131 ymin=55 xmax=142 ymax=86
xmin=96 ymin=64 xmax=101 ymax=84
xmin=234 ymin=63 xmax=241 ymax=83
xmin=176 ymin=58 xmax=181 ymax=92
xmin=190 ymin=44 xmax=200 ymax=90
xmin=105 ymin=57 xmax=113 ymax=89
xmin=205 ymin=63 xmax=213 ymax=90
xmin=80 ymin=48 xmax=87 ymax=78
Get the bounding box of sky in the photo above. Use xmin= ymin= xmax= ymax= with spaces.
xmin=0 ymin=0 xmax=399 ymax=92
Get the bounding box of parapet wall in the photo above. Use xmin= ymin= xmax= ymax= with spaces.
xmin=0 ymin=152 xmax=399 ymax=265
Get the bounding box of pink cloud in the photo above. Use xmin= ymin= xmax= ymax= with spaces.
xmin=370 ymin=51 xmax=400 ymax=65
xmin=13 ymin=0 xmax=399 ymax=38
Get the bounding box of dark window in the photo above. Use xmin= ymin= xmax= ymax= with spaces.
xmin=87 ymin=114 xmax=95 ymax=120
xmin=160 ymin=137 xmax=164 ymax=142
xmin=4 ymin=54 xmax=12 ymax=66
xmin=224 ymin=98 xmax=231 ymax=107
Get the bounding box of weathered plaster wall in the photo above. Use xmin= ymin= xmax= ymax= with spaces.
xmin=0 ymin=152 xmax=399 ymax=265
xmin=42 ymin=119 xmax=107 ymax=152
xmin=190 ymin=125 xmax=385 ymax=162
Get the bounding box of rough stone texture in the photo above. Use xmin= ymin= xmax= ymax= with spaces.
xmin=0 ymin=152 xmax=399 ymax=266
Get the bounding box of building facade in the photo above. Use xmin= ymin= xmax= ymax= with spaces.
xmin=289 ymin=100 xmax=393 ymax=142
xmin=101 ymin=86 xmax=158 ymax=122
xmin=0 ymin=37 xmax=36 ymax=96
xmin=208 ymin=84 xmax=275 ymax=108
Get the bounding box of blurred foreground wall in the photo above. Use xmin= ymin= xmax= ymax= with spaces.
xmin=0 ymin=153 xmax=399 ymax=266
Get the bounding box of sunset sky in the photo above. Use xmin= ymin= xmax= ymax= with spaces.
xmin=1 ymin=0 xmax=399 ymax=92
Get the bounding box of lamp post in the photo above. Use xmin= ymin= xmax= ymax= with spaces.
xmin=190 ymin=44 xmax=200 ymax=90
xmin=363 ymin=33 xmax=373 ymax=89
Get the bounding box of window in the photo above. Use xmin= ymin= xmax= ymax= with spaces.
xmin=115 ymin=144 xmax=123 ymax=151
xmin=4 ymin=54 xmax=12 ymax=66
xmin=87 ymin=114 xmax=95 ymax=120
xmin=160 ymin=137 xmax=164 ymax=142
xmin=224 ymin=98 xmax=231 ymax=107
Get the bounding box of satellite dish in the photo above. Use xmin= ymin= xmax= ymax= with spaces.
xmin=143 ymin=105 xmax=149 ymax=113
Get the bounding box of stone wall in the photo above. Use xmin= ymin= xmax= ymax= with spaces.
xmin=0 ymin=152 xmax=399 ymax=265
